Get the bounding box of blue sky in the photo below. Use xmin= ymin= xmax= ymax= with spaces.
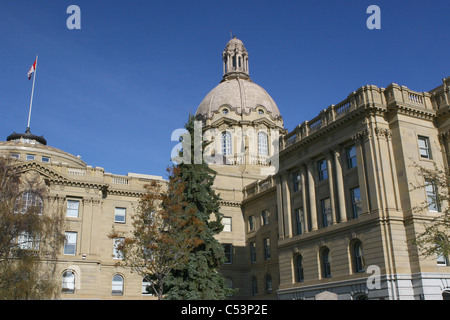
xmin=1 ymin=1 xmax=448 ymax=178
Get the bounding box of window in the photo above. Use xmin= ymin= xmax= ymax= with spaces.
xmin=251 ymin=277 xmax=258 ymax=296
xmin=113 ymin=238 xmax=124 ymax=259
xmin=26 ymin=154 xmax=35 ymax=161
xmin=62 ymin=270 xmax=75 ymax=294
xmin=250 ymin=242 xmax=256 ymax=263
xmin=418 ymin=136 xmax=432 ymax=159
xmin=18 ymin=231 xmax=39 ymax=250
xmin=112 ymin=274 xmax=124 ymax=295
xmin=263 ymin=238 xmax=271 ymax=260
xmin=262 ymin=210 xmax=269 ymax=226
xmin=222 ymin=216 xmax=232 ymax=232
xmin=223 ymin=244 xmax=233 ymax=264
xmin=41 ymin=156 xmax=50 ymax=163
xmin=353 ymin=241 xmax=365 ymax=272
xmin=293 ymin=171 xmax=301 ymax=192
xmin=265 ymin=274 xmax=273 ymax=294
xmin=318 ymin=159 xmax=328 ymax=181
xmin=295 ymin=255 xmax=304 ymax=282
xmin=437 ymin=253 xmax=449 ymax=266
xmin=258 ymin=109 xmax=264 ymax=115
xmin=346 ymin=145 xmax=357 ymax=168
xmin=351 ymin=187 xmax=362 ymax=219
xmin=142 ymin=277 xmax=152 ymax=295
xmin=222 ymin=108 xmax=229 ymax=115
xmin=64 ymin=232 xmax=77 ymax=255
xmin=10 ymin=153 xmax=20 ymax=159
xmin=258 ymin=132 xmax=268 ymax=155
xmin=14 ymin=191 xmax=43 ymax=215
xmin=221 ymin=131 xmax=232 ymax=155
xmin=294 ymin=208 xmax=304 ymax=235
xmin=321 ymin=198 xmax=332 ymax=227
xmin=66 ymin=200 xmax=80 ymax=218
xmin=114 ymin=207 xmax=126 ymax=223
xmin=321 ymin=248 xmax=331 ymax=278
xmin=425 ymin=180 xmax=440 ymax=212
xmin=248 ymin=215 xmax=255 ymax=232
xmin=436 ymin=237 xmax=449 ymax=266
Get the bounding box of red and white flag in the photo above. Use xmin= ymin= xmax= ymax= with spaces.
xmin=27 ymin=59 xmax=36 ymax=80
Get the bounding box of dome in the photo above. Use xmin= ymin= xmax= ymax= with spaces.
xmin=196 ymin=77 xmax=281 ymax=120
xmin=196 ymin=36 xmax=282 ymax=121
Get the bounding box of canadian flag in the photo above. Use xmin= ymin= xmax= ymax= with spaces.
xmin=27 ymin=59 xmax=36 ymax=80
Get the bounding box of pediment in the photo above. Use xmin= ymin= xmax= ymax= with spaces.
xmin=12 ymin=161 xmax=69 ymax=181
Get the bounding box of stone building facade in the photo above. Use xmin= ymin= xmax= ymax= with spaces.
xmin=1 ymin=37 xmax=449 ymax=299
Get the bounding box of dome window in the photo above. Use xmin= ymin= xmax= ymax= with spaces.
xmin=258 ymin=109 xmax=264 ymax=115
xmin=222 ymin=108 xmax=229 ymax=115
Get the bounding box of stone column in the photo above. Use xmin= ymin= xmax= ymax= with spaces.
xmin=326 ymin=151 xmax=337 ymax=225
xmin=332 ymin=147 xmax=347 ymax=222
xmin=282 ymin=171 xmax=293 ymax=238
xmin=300 ymin=163 xmax=309 ymax=232
xmin=307 ymin=160 xmax=318 ymax=231
xmin=275 ymin=174 xmax=284 ymax=239
xmin=352 ymin=131 xmax=370 ymax=214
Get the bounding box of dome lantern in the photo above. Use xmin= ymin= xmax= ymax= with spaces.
xmin=222 ymin=36 xmax=250 ymax=81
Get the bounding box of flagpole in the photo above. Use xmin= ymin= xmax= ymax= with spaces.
xmin=27 ymin=54 xmax=38 ymax=131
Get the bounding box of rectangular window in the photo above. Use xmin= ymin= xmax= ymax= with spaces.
xmin=293 ymin=171 xmax=301 ymax=192
xmin=263 ymin=238 xmax=271 ymax=260
xmin=418 ymin=136 xmax=432 ymax=159
xmin=41 ymin=156 xmax=50 ymax=163
xmin=222 ymin=216 xmax=232 ymax=232
xmin=321 ymin=198 xmax=332 ymax=227
xmin=113 ymin=238 xmax=124 ymax=259
xmin=318 ymin=159 xmax=328 ymax=181
xmin=262 ymin=210 xmax=269 ymax=226
xmin=66 ymin=200 xmax=80 ymax=218
xmin=250 ymin=242 xmax=256 ymax=263
xmin=294 ymin=208 xmax=304 ymax=235
xmin=114 ymin=207 xmax=126 ymax=223
xmin=346 ymin=145 xmax=357 ymax=169
xmin=248 ymin=215 xmax=255 ymax=232
xmin=223 ymin=244 xmax=233 ymax=264
xmin=425 ymin=180 xmax=440 ymax=212
xmin=351 ymin=187 xmax=362 ymax=218
xmin=64 ymin=232 xmax=77 ymax=255
xmin=10 ymin=153 xmax=20 ymax=159
xmin=26 ymin=154 xmax=35 ymax=161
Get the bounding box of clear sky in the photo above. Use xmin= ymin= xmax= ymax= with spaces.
xmin=1 ymin=0 xmax=448 ymax=178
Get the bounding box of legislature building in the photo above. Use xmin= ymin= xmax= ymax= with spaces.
xmin=1 ymin=37 xmax=449 ymax=300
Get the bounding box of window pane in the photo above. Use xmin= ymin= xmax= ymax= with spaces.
xmin=321 ymin=198 xmax=331 ymax=227
xmin=67 ymin=200 xmax=80 ymax=217
xmin=115 ymin=207 xmax=126 ymax=223
xmin=258 ymin=132 xmax=268 ymax=155
xmin=64 ymin=232 xmax=77 ymax=255
xmin=62 ymin=271 xmax=75 ymax=293
xmin=222 ymin=217 xmax=232 ymax=232
xmin=351 ymin=187 xmax=362 ymax=218
xmin=112 ymin=275 xmax=124 ymax=295
xmin=113 ymin=238 xmax=124 ymax=259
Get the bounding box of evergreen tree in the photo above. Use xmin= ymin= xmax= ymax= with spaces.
xmin=165 ymin=115 xmax=235 ymax=299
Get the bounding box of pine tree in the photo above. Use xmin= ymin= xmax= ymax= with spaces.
xmin=165 ymin=115 xmax=235 ymax=299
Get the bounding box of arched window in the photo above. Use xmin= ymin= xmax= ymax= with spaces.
xmin=14 ymin=191 xmax=43 ymax=215
xmin=258 ymin=132 xmax=268 ymax=156
xmin=321 ymin=248 xmax=331 ymax=278
xmin=295 ymin=255 xmax=304 ymax=282
xmin=353 ymin=241 xmax=365 ymax=272
xmin=251 ymin=276 xmax=258 ymax=296
xmin=112 ymin=274 xmax=124 ymax=295
xmin=62 ymin=270 xmax=75 ymax=294
xmin=221 ymin=131 xmax=232 ymax=155
xmin=265 ymin=274 xmax=272 ymax=294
